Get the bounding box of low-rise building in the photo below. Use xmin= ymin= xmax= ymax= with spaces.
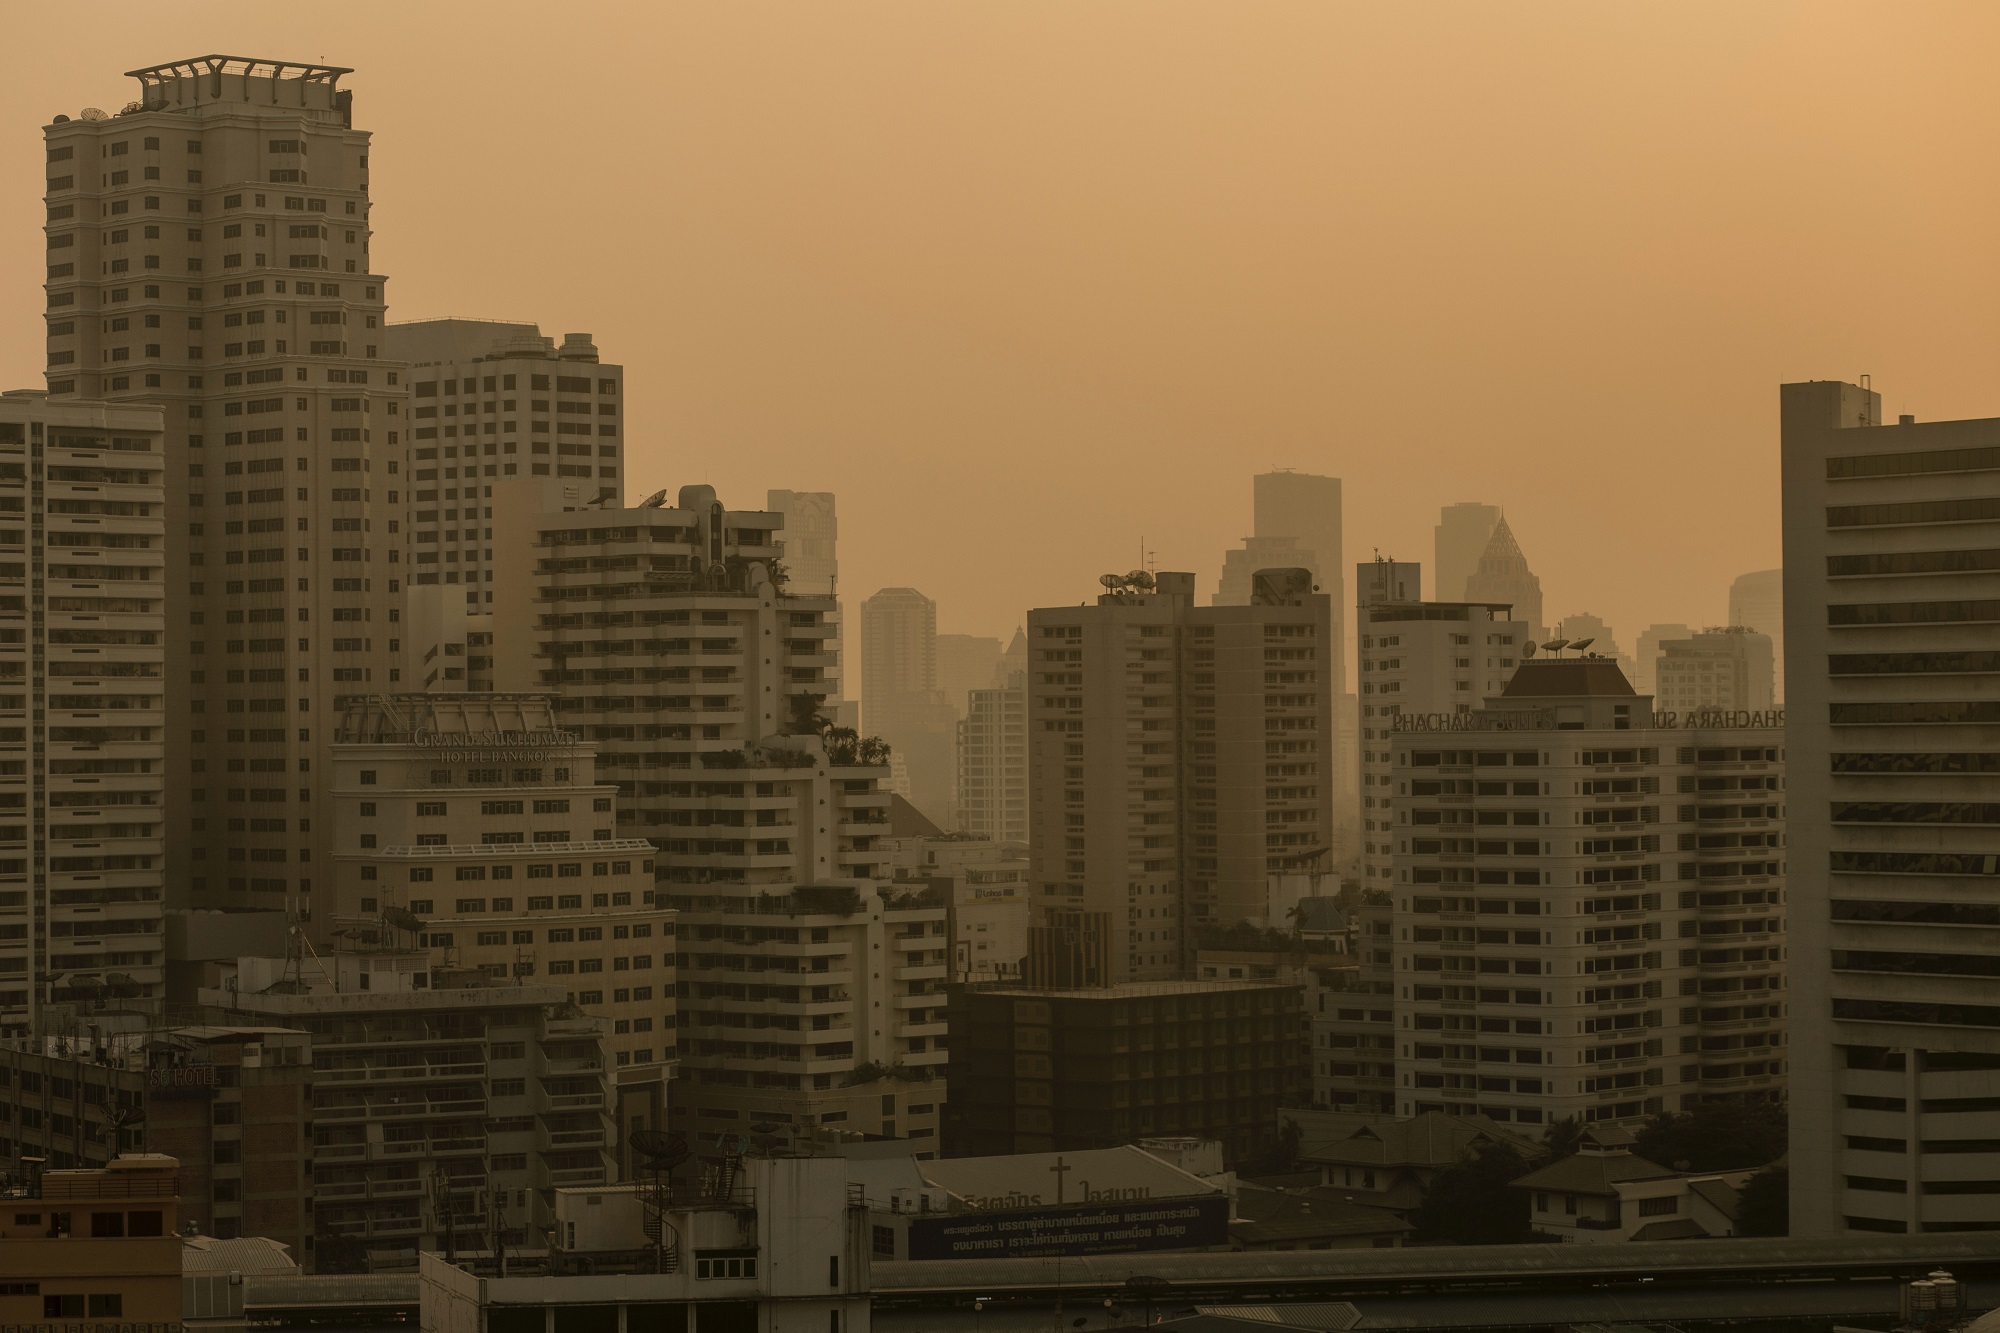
xmin=420 ymin=1155 xmax=871 ymax=1331
xmin=1509 ymin=1127 xmax=1754 ymax=1243
xmin=0 ymin=1154 xmax=182 ymax=1329
xmin=0 ymin=1025 xmax=313 ymax=1253
xmin=944 ymin=980 xmax=1307 ymax=1163
xmin=1228 ymin=1183 xmax=1412 ymax=1250
xmin=1281 ymin=1109 xmax=1537 ymax=1216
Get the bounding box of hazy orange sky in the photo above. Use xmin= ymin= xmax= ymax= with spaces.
xmin=6 ymin=3 xmax=1999 ymax=658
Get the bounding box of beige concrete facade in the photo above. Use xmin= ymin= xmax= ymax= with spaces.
xmin=1388 ymin=660 xmax=1786 ymax=1136
xmin=383 ymin=319 xmax=623 ymax=694
xmin=0 ymin=393 xmax=166 ymax=1035
xmin=329 ymin=693 xmax=673 ymax=1157
xmin=42 ymin=57 xmax=406 ymax=924
xmin=1781 ymin=378 xmax=2000 ymax=1237
xmin=490 ymin=487 xmax=946 ymax=1159
xmin=1654 ymin=626 xmax=1776 ymax=717
xmin=1358 ymin=599 xmax=1529 ymax=892
xmin=1026 ymin=569 xmax=1335 ymax=984
xmin=0 ymin=1154 xmax=183 ymax=1330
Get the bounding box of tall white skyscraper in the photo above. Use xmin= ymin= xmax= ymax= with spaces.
xmin=1782 ymin=378 xmax=2000 ymax=1237
xmin=1730 ymin=568 xmax=1784 ymax=702
xmin=0 ymin=393 xmax=166 ymax=1035
xmin=43 ymin=57 xmax=402 ymax=924
xmin=1434 ymin=502 xmax=1502 ymax=603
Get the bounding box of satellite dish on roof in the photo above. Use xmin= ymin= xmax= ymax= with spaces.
xmin=1520 ymin=642 xmax=1536 ymax=659
xmin=638 ymin=488 xmax=670 ymax=508
xmin=1099 ymin=573 xmax=1124 ymax=590
xmin=1542 ymin=639 xmax=1570 ymax=654
xmin=1127 ymin=570 xmax=1155 ymax=590
xmin=79 ymin=107 xmax=109 ymax=121
xmin=1569 ymin=637 xmax=1595 ymax=653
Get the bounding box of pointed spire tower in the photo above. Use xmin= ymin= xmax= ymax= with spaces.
xmin=1462 ymin=514 xmax=1545 ymax=640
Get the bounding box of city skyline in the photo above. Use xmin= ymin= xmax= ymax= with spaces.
xmin=11 ymin=7 xmax=2000 ymax=646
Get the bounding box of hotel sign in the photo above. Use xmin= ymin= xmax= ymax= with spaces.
xmin=1393 ymin=709 xmax=1783 ymax=733
xmin=410 ymin=728 xmax=578 ymax=764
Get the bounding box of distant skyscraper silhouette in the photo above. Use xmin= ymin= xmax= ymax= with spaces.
xmin=1434 ymin=502 xmax=1502 ymax=602
xmin=1729 ymin=568 xmax=1784 ymax=701
xmin=861 ymin=588 xmax=955 ymax=825
xmin=1461 ymin=514 xmax=1544 ymax=640
xmin=1634 ymin=623 xmax=1694 ymax=696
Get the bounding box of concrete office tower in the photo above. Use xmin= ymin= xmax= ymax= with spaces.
xmin=383 ymin=320 xmax=623 ymax=692
xmin=1356 ymin=597 xmax=1530 ymax=889
xmin=201 ymin=950 xmax=614 ymax=1269
xmin=767 ymin=489 xmax=837 ymax=596
xmin=1730 ymin=569 xmax=1785 ymax=701
xmin=860 ymin=588 xmax=955 ymax=825
xmin=1026 ymin=569 xmax=1334 ymax=985
xmin=42 ymin=58 xmax=404 ymax=923
xmin=1389 ymin=657 xmax=1786 ymax=1134
xmin=1463 ymin=515 xmax=1545 ymax=641
xmin=490 ymin=486 xmax=946 ymax=1157
xmin=957 ymin=670 xmax=1027 ymax=845
xmin=1653 ymin=627 xmax=1775 ymax=716
xmin=0 ymin=394 xmax=166 ymax=1036
xmin=327 ymin=693 xmax=673 ymax=1150
xmin=1781 ymin=378 xmax=2000 ymax=1237
xmin=1435 ymin=502 xmax=1502 ymax=603
xmin=1634 ymin=623 xmax=1695 ymax=696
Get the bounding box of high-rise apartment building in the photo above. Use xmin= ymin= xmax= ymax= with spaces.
xmin=1434 ymin=502 xmax=1502 ymax=603
xmin=1356 ymin=598 xmax=1529 ymax=887
xmin=327 ymin=693 xmax=672 ymax=1147
xmin=383 ymin=320 xmax=623 ymax=692
xmin=490 ymin=487 xmax=946 ymax=1157
xmin=1653 ymin=627 xmax=1775 ymax=717
xmin=1634 ymin=622 xmax=1695 ymax=696
xmin=0 ymin=393 xmax=166 ymax=1035
xmin=957 ymin=669 xmax=1027 ymax=844
xmin=43 ymin=57 xmax=404 ymax=924
xmin=1462 ymin=515 xmax=1545 ymax=640
xmin=1781 ymin=378 xmax=2000 ymax=1237
xmin=1026 ymin=569 xmax=1333 ymax=984
xmin=766 ymin=490 xmax=836 ymax=596
xmin=1730 ymin=568 xmax=1784 ymax=701
xmin=1387 ymin=658 xmax=1785 ymax=1134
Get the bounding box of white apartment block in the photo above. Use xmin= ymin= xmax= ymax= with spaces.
xmin=1026 ymin=569 xmax=1334 ymax=985
xmin=383 ymin=320 xmax=623 ymax=693
xmin=328 ymin=693 xmax=673 ymax=1157
xmin=1654 ymin=626 xmax=1776 ymax=717
xmin=1782 ymin=378 xmax=2000 ymax=1238
xmin=1358 ymin=599 xmax=1529 ymax=888
xmin=957 ymin=671 xmax=1026 ymax=844
xmin=1388 ymin=659 xmax=1786 ymax=1135
xmin=0 ymin=393 xmax=166 ymax=1034
xmin=43 ymin=57 xmax=405 ymax=923
xmin=766 ymin=489 xmax=837 ymax=596
xmin=491 ymin=486 xmax=947 ymax=1159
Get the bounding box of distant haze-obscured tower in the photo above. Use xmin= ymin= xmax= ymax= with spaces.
xmin=1434 ymin=503 xmax=1502 ymax=603
xmin=1730 ymin=568 xmax=1784 ymax=702
xmin=1462 ymin=515 xmax=1544 ymax=641
xmin=1654 ymin=626 xmax=1775 ymax=715
xmin=1634 ymin=622 xmax=1694 ymax=696
xmin=767 ymin=489 xmax=837 ymax=596
xmin=861 ymin=587 xmax=956 ymax=825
